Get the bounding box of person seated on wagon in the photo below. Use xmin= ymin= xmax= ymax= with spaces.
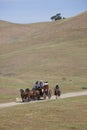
xmin=33 ymin=81 xmax=39 ymax=90
xmin=39 ymin=80 xmax=44 ymax=89
xmin=44 ymin=81 xmax=48 ymax=86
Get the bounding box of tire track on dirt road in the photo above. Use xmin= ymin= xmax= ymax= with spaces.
xmin=0 ymin=91 xmax=87 ymax=108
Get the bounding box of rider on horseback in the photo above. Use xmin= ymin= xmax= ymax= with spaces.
xmin=54 ymin=83 xmax=61 ymax=98
xmin=56 ymin=83 xmax=59 ymax=90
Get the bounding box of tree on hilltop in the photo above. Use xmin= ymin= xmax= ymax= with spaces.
xmin=51 ymin=13 xmax=65 ymax=21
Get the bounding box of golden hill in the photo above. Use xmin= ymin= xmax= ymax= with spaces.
xmin=0 ymin=11 xmax=87 ymax=94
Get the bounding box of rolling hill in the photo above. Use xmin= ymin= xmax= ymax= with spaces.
xmin=0 ymin=11 xmax=87 ymax=102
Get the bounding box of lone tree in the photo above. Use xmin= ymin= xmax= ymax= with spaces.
xmin=51 ymin=13 xmax=64 ymax=21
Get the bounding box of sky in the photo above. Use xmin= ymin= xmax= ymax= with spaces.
xmin=0 ymin=0 xmax=87 ymax=24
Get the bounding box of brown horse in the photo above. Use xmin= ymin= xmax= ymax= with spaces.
xmin=33 ymin=89 xmax=41 ymax=100
xmin=25 ymin=88 xmax=41 ymax=101
xmin=43 ymin=83 xmax=52 ymax=99
xmin=25 ymin=88 xmax=32 ymax=101
xmin=20 ymin=89 xmax=28 ymax=102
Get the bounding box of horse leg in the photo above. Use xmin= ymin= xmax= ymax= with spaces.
xmin=22 ymin=98 xmax=25 ymax=102
xmin=56 ymin=94 xmax=58 ymax=99
xmin=48 ymin=89 xmax=52 ymax=99
xmin=21 ymin=94 xmax=25 ymax=102
xmin=43 ymin=93 xmax=46 ymax=99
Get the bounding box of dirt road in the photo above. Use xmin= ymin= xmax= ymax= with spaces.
xmin=0 ymin=91 xmax=87 ymax=108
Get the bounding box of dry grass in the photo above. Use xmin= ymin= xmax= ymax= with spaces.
xmin=0 ymin=12 xmax=87 ymax=102
xmin=0 ymin=96 xmax=87 ymax=130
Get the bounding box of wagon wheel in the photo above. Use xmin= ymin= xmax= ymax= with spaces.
xmin=48 ymin=89 xmax=52 ymax=99
xmin=37 ymin=95 xmax=40 ymax=100
xmin=43 ymin=93 xmax=46 ymax=99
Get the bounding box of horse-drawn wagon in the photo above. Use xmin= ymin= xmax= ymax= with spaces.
xmin=20 ymin=81 xmax=52 ymax=102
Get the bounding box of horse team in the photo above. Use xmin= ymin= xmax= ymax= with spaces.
xmin=20 ymin=81 xmax=61 ymax=102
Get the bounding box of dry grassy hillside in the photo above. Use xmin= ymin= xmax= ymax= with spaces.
xmin=0 ymin=12 xmax=87 ymax=102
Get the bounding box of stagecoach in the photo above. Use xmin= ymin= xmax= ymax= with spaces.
xmin=38 ymin=81 xmax=52 ymax=99
xmin=20 ymin=81 xmax=52 ymax=102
